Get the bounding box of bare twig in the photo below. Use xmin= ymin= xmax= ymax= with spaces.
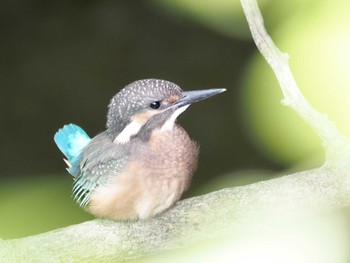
xmin=240 ymin=0 xmax=350 ymax=164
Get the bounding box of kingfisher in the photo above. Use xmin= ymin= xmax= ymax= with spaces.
xmin=54 ymin=79 xmax=225 ymax=220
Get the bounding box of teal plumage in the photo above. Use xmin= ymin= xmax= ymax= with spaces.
xmin=54 ymin=124 xmax=90 ymax=176
xmin=55 ymin=125 xmax=128 ymax=206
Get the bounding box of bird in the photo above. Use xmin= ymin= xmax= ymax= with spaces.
xmin=54 ymin=79 xmax=225 ymax=220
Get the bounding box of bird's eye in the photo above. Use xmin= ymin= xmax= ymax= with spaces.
xmin=150 ymin=101 xmax=161 ymax=109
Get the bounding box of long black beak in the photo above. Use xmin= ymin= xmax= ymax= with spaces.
xmin=174 ymin=88 xmax=226 ymax=108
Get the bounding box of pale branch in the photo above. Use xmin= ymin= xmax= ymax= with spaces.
xmin=2 ymin=0 xmax=350 ymax=262
xmin=240 ymin=0 xmax=350 ymax=163
xmin=2 ymin=166 xmax=350 ymax=262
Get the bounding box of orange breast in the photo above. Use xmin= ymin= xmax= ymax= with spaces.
xmin=87 ymin=125 xmax=198 ymax=220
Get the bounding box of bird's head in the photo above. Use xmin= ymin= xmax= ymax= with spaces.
xmin=106 ymin=79 xmax=225 ymax=143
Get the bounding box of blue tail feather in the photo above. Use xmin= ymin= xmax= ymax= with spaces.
xmin=54 ymin=124 xmax=91 ymax=176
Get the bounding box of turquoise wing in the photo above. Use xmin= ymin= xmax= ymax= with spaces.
xmin=54 ymin=123 xmax=91 ymax=176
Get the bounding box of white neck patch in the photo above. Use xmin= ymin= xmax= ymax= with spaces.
xmin=161 ymin=105 xmax=189 ymax=132
xmin=114 ymin=120 xmax=143 ymax=144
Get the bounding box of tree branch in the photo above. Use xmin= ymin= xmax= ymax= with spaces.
xmin=2 ymin=0 xmax=350 ymax=262
xmin=240 ymin=0 xmax=350 ymax=164
xmin=2 ymin=166 xmax=350 ymax=262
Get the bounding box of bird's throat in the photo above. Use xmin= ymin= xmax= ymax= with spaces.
xmin=161 ymin=105 xmax=189 ymax=132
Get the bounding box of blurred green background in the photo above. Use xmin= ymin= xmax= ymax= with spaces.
xmin=1 ymin=0 xmax=349 ymax=239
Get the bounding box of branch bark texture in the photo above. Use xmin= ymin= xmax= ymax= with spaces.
xmin=2 ymin=166 xmax=350 ymax=262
